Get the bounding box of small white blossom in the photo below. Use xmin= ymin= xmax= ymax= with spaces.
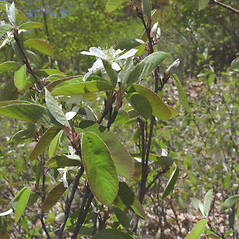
xmin=57 ymin=167 xmax=75 ymax=188
xmin=81 ymin=47 xmax=138 ymax=80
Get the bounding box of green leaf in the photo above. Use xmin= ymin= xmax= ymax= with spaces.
xmin=46 ymin=155 xmax=82 ymax=168
xmin=116 ymin=38 xmax=145 ymax=51
xmin=24 ymin=39 xmax=53 ymax=56
xmin=185 ymin=219 xmax=207 ymax=239
xmin=19 ymin=21 xmax=43 ymax=30
xmin=222 ymin=195 xmax=239 ymax=211
xmin=51 ymin=80 xmax=112 ymax=96
xmin=0 ymin=24 xmax=13 ymax=38
xmin=0 ymin=61 xmax=19 ymax=74
xmin=79 ymin=121 xmax=134 ymax=178
xmin=142 ymin=0 xmax=152 ymax=17
xmin=45 ymin=88 xmax=70 ymax=128
xmin=231 ymin=57 xmax=239 ymax=70
xmin=0 ymin=79 xmax=19 ymax=101
xmin=129 ymin=84 xmax=172 ymax=120
xmin=7 ymin=2 xmax=16 ymax=26
xmin=195 ymin=0 xmax=210 ymax=10
xmin=162 ymin=166 xmax=179 ymax=199
xmin=29 ymin=126 xmax=61 ymax=161
xmin=15 ymin=188 xmax=30 ymax=222
xmin=173 ymin=74 xmax=191 ymax=113
xmin=82 ymin=132 xmax=118 ymax=205
xmin=14 ymin=65 xmax=26 ymax=91
xmin=0 ymin=100 xmax=55 ymax=124
xmin=102 ymin=59 xmax=118 ymax=88
xmin=42 ymin=182 xmax=70 ymax=212
xmin=114 ymin=207 xmax=130 ymax=229
xmin=116 ymin=182 xmax=145 ymax=219
xmin=191 ymin=198 xmax=205 ymax=216
xmin=126 ymin=51 xmax=168 ymax=86
xmin=204 ymin=189 xmax=213 ymax=217
xmin=127 ymin=92 xmax=152 ymax=119
xmin=48 ymin=130 xmax=63 ymax=158
xmin=106 ymin=0 xmax=128 ymax=12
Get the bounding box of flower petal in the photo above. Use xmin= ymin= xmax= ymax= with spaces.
xmin=112 ymin=62 xmax=121 ymax=71
xmin=117 ymin=49 xmax=138 ymax=60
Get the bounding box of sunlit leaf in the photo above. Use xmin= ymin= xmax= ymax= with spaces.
xmin=0 ymin=100 xmax=56 ymax=124
xmin=79 ymin=121 xmax=134 ymax=178
xmin=185 ymin=219 xmax=207 ymax=239
xmin=128 ymin=84 xmax=172 ymax=120
xmin=45 ymin=88 xmax=70 ymax=128
xmin=82 ymin=132 xmax=118 ymax=205
xmin=15 ymin=188 xmax=30 ymax=222
xmin=222 ymin=195 xmax=239 ymax=211
xmin=46 ymin=155 xmax=81 ymax=168
xmin=25 ymin=39 xmax=53 ymax=56
xmin=51 ymin=80 xmax=111 ymax=96
xmin=195 ymin=0 xmax=210 ymax=10
xmin=29 ymin=126 xmax=61 ymax=161
xmin=106 ymin=0 xmax=128 ymax=12
xmin=14 ymin=64 xmax=26 ymax=91
xmin=231 ymin=57 xmax=239 ymax=70
xmin=0 ymin=61 xmax=19 ymax=74
xmin=126 ymin=51 xmax=168 ymax=86
xmin=204 ymin=189 xmax=213 ymax=217
xmin=19 ymin=21 xmax=43 ymax=30
xmin=48 ymin=130 xmax=63 ymax=158
xmin=162 ymin=166 xmax=179 ymax=198
xmin=191 ymin=198 xmax=205 ymax=216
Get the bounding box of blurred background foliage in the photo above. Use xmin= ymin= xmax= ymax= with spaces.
xmin=0 ymin=0 xmax=238 ymax=238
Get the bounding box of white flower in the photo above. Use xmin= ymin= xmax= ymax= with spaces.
xmin=81 ymin=46 xmax=138 ymax=80
xmin=57 ymin=167 xmax=75 ymax=188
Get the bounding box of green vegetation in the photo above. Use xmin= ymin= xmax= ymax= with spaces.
xmin=0 ymin=0 xmax=238 ymax=238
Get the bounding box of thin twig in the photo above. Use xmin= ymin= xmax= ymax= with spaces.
xmin=209 ymin=0 xmax=239 ymax=15
xmin=13 ymin=30 xmax=43 ymax=90
xmin=145 ymin=167 xmax=169 ymax=193
xmin=72 ymin=185 xmax=94 ymax=238
xmin=57 ymin=166 xmax=84 ymax=239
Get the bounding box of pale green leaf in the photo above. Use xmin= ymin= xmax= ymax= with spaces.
xmin=19 ymin=21 xmax=43 ymax=30
xmin=14 ymin=64 xmax=26 ymax=91
xmin=106 ymin=0 xmax=128 ymax=12
xmin=0 ymin=61 xmax=19 ymax=74
xmin=222 ymin=195 xmax=239 ymax=211
xmin=128 ymin=84 xmax=172 ymax=120
xmin=185 ymin=219 xmax=207 ymax=239
xmin=204 ymin=189 xmax=213 ymax=217
xmin=45 ymin=88 xmax=70 ymax=128
xmin=15 ymin=188 xmax=30 ymax=222
xmin=25 ymin=39 xmax=53 ymax=56
xmin=126 ymin=51 xmax=168 ymax=86
xmin=82 ymin=132 xmax=118 ymax=205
